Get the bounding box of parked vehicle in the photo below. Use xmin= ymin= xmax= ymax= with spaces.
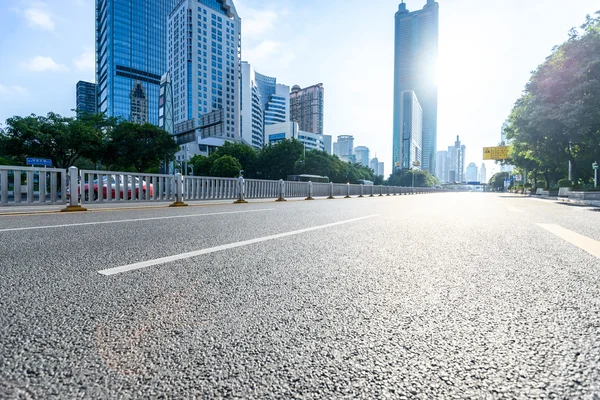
xmin=67 ymin=175 xmax=154 ymax=201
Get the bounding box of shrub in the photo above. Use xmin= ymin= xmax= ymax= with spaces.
xmin=557 ymin=179 xmax=572 ymax=188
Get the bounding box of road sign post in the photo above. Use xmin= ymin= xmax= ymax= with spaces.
xmin=593 ymin=162 xmax=598 ymax=188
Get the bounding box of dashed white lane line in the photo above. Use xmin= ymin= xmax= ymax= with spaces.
xmin=98 ymin=214 xmax=380 ymax=276
xmin=538 ymin=224 xmax=600 ymax=259
xmin=0 ymin=209 xmax=274 ymax=233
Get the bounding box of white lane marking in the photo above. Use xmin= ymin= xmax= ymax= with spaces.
xmin=505 ymin=206 xmax=525 ymax=213
xmin=0 ymin=209 xmax=274 ymax=233
xmin=98 ymin=214 xmax=380 ymax=276
xmin=538 ymin=224 xmax=600 ymax=259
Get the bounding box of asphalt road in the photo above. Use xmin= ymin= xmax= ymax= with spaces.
xmin=1 ymin=193 xmax=600 ymax=399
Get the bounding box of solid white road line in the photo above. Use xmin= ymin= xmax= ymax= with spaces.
xmin=98 ymin=214 xmax=380 ymax=276
xmin=0 ymin=209 xmax=274 ymax=233
xmin=538 ymin=224 xmax=600 ymax=259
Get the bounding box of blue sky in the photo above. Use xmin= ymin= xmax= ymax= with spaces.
xmin=0 ymin=0 xmax=598 ymax=176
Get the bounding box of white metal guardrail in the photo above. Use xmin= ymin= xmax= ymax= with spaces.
xmin=0 ymin=165 xmax=67 ymax=206
xmin=0 ymin=165 xmax=444 ymax=209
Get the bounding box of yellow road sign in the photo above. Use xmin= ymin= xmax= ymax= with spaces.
xmin=483 ymin=146 xmax=509 ymax=160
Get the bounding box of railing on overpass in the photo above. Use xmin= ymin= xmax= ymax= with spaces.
xmin=0 ymin=165 xmax=68 ymax=206
xmin=0 ymin=165 xmax=444 ymax=209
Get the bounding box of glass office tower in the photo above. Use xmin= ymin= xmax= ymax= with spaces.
xmin=393 ymin=0 xmax=439 ymax=174
xmin=96 ymin=0 xmax=178 ymax=125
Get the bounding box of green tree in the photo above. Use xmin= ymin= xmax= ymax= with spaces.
xmin=104 ymin=122 xmax=179 ymax=172
xmin=505 ymin=12 xmax=600 ymax=184
xmin=214 ymin=141 xmax=258 ymax=177
xmin=387 ymin=169 xmax=439 ymax=187
xmin=489 ymin=172 xmax=509 ymax=191
xmin=256 ymin=139 xmax=305 ymax=180
xmin=0 ymin=112 xmax=108 ymax=168
xmin=210 ymin=155 xmax=242 ymax=178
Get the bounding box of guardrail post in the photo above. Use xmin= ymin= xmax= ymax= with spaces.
xmin=328 ymin=182 xmax=334 ymax=199
xmin=359 ymin=184 xmax=364 ymax=198
xmin=345 ymin=183 xmax=351 ymax=198
xmin=234 ymin=176 xmax=248 ymax=204
xmin=170 ymin=173 xmax=188 ymax=207
xmin=61 ymin=166 xmax=87 ymax=212
xmin=393 ymin=186 xmax=397 ymax=196
xmin=379 ymin=185 xmax=384 ymax=197
xmin=305 ymin=181 xmax=314 ymax=200
xmin=276 ymin=179 xmax=287 ymax=202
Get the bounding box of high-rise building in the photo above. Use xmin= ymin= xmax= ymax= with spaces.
xmin=378 ymin=162 xmax=385 ymax=177
xmin=479 ymin=163 xmax=487 ymax=184
xmin=264 ymin=122 xmax=325 ymax=152
xmin=436 ymin=150 xmax=447 ymax=182
xmin=335 ymin=135 xmax=354 ymax=162
xmin=396 ymin=90 xmax=423 ymax=170
xmin=466 ymin=162 xmax=478 ymax=182
xmin=290 ymin=84 xmax=324 ymax=135
xmin=159 ymin=72 xmax=174 ymax=135
xmin=241 ymin=62 xmax=289 ymax=149
xmin=96 ymin=0 xmax=178 ymax=125
xmin=393 ymin=0 xmax=439 ymax=174
xmin=76 ymin=81 xmax=97 ymax=117
xmin=168 ymin=0 xmax=241 ymax=142
xmin=354 ymin=146 xmax=370 ymax=167
xmin=370 ymin=157 xmax=379 ymax=175
xmin=447 ymin=135 xmax=466 ymax=183
xmin=322 ymin=135 xmax=333 ymax=155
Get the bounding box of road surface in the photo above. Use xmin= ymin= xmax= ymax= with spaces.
xmin=1 ymin=193 xmax=599 ymax=398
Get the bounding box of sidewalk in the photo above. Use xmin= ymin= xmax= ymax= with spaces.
xmin=0 ymin=197 xmax=310 ymax=216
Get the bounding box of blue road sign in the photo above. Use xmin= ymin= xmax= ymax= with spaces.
xmin=26 ymin=158 xmax=53 ymax=167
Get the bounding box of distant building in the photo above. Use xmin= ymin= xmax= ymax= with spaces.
xmin=76 ymin=81 xmax=97 ymax=117
xmin=241 ymin=62 xmax=290 ymax=149
xmin=396 ymin=90 xmax=423 ymax=170
xmin=370 ymin=157 xmax=379 ymax=175
xmin=393 ymin=0 xmax=439 ymax=174
xmin=332 ymin=141 xmax=340 ymax=156
xmin=354 ymin=146 xmax=370 ymax=167
xmin=479 ymin=163 xmax=487 ymax=184
xmin=158 ymin=73 xmax=174 ymax=135
xmin=466 ymin=162 xmax=478 ymax=182
xmin=378 ymin=162 xmax=385 ymax=177
xmin=447 ymin=136 xmax=466 ymax=183
xmin=290 ymin=83 xmax=324 ymax=135
xmin=265 ymin=122 xmax=325 ymax=152
xmin=335 ymin=135 xmax=354 ymax=162
xmin=436 ymin=150 xmax=448 ymax=182
xmin=322 ymin=135 xmax=333 ymax=155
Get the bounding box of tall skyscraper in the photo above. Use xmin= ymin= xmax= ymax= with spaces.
xmin=466 ymin=162 xmax=478 ymax=182
xmin=370 ymin=158 xmax=379 ymax=175
xmin=436 ymin=150 xmax=447 ymax=182
xmin=479 ymin=163 xmax=487 ymax=184
xmin=322 ymin=135 xmax=333 ymax=155
xmin=96 ymin=0 xmax=178 ymax=125
xmin=76 ymin=81 xmax=97 ymax=116
xmin=393 ymin=0 xmax=439 ymax=174
xmin=241 ymin=62 xmax=290 ymax=149
xmin=354 ymin=146 xmax=370 ymax=167
xmin=397 ymin=90 xmax=423 ymax=170
xmin=378 ymin=162 xmax=385 ymax=177
xmin=335 ymin=135 xmax=354 ymax=162
xmin=447 ymin=135 xmax=466 ymax=183
xmin=168 ymin=0 xmax=241 ymax=140
xmin=290 ymin=84 xmax=324 ymax=135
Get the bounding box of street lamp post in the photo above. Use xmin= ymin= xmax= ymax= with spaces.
xmin=593 ymin=162 xmax=598 ymax=188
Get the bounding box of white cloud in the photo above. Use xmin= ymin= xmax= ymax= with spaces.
xmin=24 ymin=7 xmax=55 ymax=31
xmin=23 ymin=56 xmax=69 ymax=72
xmin=0 ymin=85 xmax=29 ymax=97
xmin=243 ymin=9 xmax=278 ymax=37
xmin=74 ymin=49 xmax=95 ymax=72
xmin=244 ymin=40 xmax=296 ymax=69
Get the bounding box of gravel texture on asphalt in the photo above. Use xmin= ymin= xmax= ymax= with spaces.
xmin=1 ymin=193 xmax=600 ymax=399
